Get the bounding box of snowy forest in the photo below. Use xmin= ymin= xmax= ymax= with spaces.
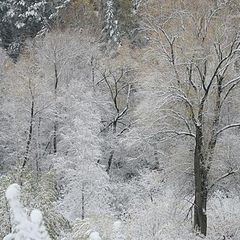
xmin=1 ymin=0 xmax=240 ymax=239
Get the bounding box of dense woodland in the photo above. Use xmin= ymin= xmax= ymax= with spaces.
xmin=1 ymin=0 xmax=240 ymax=239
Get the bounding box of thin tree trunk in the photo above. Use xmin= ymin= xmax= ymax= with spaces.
xmin=91 ymin=56 xmax=96 ymax=92
xmin=36 ymin=117 xmax=41 ymax=174
xmin=81 ymin=183 xmax=85 ymax=220
xmin=22 ymin=98 xmax=34 ymax=169
xmin=53 ymin=62 xmax=59 ymax=154
xmin=106 ymin=150 xmax=114 ymax=174
xmin=113 ymin=120 xmax=117 ymax=134
xmin=53 ymin=120 xmax=57 ymax=154
xmin=106 ymin=120 xmax=117 ymax=174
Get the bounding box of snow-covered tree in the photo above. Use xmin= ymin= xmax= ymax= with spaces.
xmin=0 ymin=0 xmax=71 ymax=59
xmin=102 ymin=0 xmax=120 ymax=48
xmin=101 ymin=0 xmax=141 ymax=50
xmin=31 ymin=30 xmax=111 ymax=224
xmin=96 ymin=64 xmax=133 ymax=178
xmin=138 ymin=0 xmax=240 ymax=235
xmin=2 ymin=1 xmax=240 ymax=239
xmin=132 ymin=0 xmax=142 ymax=11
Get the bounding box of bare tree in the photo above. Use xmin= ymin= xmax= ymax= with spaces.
xmin=141 ymin=0 xmax=240 ymax=235
xmin=97 ymin=67 xmax=132 ymax=174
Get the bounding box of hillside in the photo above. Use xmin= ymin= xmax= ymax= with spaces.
xmin=1 ymin=1 xmax=240 ymax=239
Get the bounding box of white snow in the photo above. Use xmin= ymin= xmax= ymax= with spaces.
xmin=6 ymin=9 xmax=15 ymax=18
xmin=30 ymin=209 xmax=43 ymax=224
xmin=4 ymin=184 xmax=51 ymax=240
xmin=113 ymin=220 xmax=122 ymax=230
xmin=5 ymin=183 xmax=21 ymax=200
xmin=89 ymin=232 xmax=102 ymax=240
xmin=19 ymin=0 xmax=26 ymax=6
xmin=16 ymin=22 xmax=26 ymax=29
xmin=112 ymin=220 xmax=125 ymax=240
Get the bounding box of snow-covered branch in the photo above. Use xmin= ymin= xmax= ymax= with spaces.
xmin=156 ymin=129 xmax=195 ymax=138
xmin=208 ymin=169 xmax=239 ymax=191
xmin=222 ymin=76 xmax=240 ymax=90
xmin=216 ymin=123 xmax=240 ymax=136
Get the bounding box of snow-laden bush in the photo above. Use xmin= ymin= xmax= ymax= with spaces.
xmin=0 ymin=170 xmax=70 ymax=239
xmin=111 ymin=220 xmax=125 ymax=240
xmin=4 ymin=183 xmax=50 ymax=240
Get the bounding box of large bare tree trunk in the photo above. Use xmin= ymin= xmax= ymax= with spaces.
xmin=194 ymin=126 xmax=207 ymax=236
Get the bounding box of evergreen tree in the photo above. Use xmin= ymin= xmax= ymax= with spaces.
xmin=101 ymin=0 xmax=140 ymax=50
xmin=0 ymin=0 xmax=70 ymax=60
xmin=101 ymin=0 xmax=120 ymax=48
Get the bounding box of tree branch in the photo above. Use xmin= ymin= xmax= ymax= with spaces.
xmin=216 ymin=123 xmax=240 ymax=136
xmin=208 ymin=169 xmax=239 ymax=191
xmin=222 ymin=76 xmax=240 ymax=89
xmin=157 ymin=129 xmax=195 ymax=138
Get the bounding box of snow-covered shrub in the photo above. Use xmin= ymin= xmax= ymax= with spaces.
xmin=4 ymin=183 xmax=50 ymax=240
xmin=111 ymin=220 xmax=125 ymax=240
xmin=0 ymin=170 xmax=70 ymax=240
xmin=21 ymin=170 xmax=70 ymax=239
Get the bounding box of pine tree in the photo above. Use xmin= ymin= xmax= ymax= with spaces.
xmin=0 ymin=0 xmax=70 ymax=60
xmin=102 ymin=0 xmax=120 ymax=48
xmin=101 ymin=0 xmax=140 ymax=50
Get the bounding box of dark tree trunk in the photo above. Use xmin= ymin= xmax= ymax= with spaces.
xmin=36 ymin=117 xmax=41 ymax=173
xmin=53 ymin=121 xmax=57 ymax=154
xmin=53 ymin=62 xmax=59 ymax=154
xmin=22 ymin=98 xmax=34 ymax=169
xmin=194 ymin=126 xmax=208 ymax=236
xmin=106 ymin=150 xmax=114 ymax=174
xmin=91 ymin=56 xmax=95 ymax=92
xmin=113 ymin=120 xmax=117 ymax=134
xmin=106 ymin=120 xmax=117 ymax=174
xmin=81 ymin=183 xmax=85 ymax=220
